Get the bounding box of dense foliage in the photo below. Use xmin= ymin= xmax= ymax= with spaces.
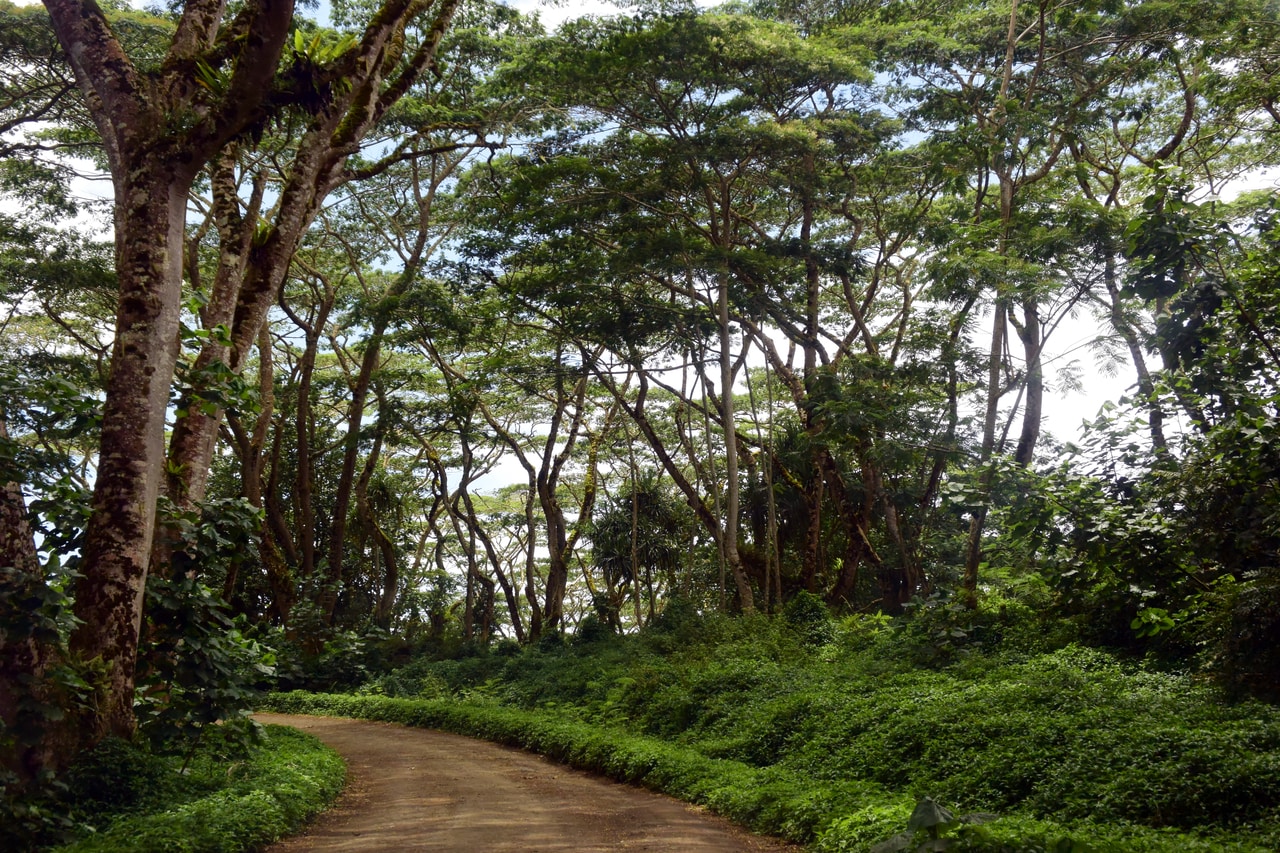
xmin=6 ymin=725 xmax=343 ymax=852
xmin=3 ymin=0 xmax=1280 ymax=845
xmin=263 ymin=610 xmax=1280 ymax=851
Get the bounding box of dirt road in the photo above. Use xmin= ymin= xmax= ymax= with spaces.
xmin=256 ymin=713 xmax=801 ymax=852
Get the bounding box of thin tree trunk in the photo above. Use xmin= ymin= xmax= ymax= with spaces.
xmin=698 ymin=349 xmax=728 ymax=611
xmin=522 ymin=477 xmax=542 ymax=640
xmin=293 ymin=311 xmax=330 ymax=597
xmin=247 ymin=326 xmax=295 ymax=621
xmin=799 ymin=165 xmax=824 ymax=598
xmin=459 ymin=489 xmax=527 ymax=643
xmin=277 ymin=275 xmax=336 ymax=619
xmin=628 ymin=452 xmax=642 ymax=629
xmin=963 ymin=301 xmax=1007 ymax=608
xmin=1100 ymin=254 xmax=1167 ymax=451
xmin=824 ymin=456 xmax=877 ymax=608
xmin=745 ymin=357 xmax=778 ymax=611
xmin=1013 ymin=300 xmax=1043 ymax=466
xmin=264 ymin=422 xmax=301 ymax=569
xmin=0 ymin=422 xmax=66 ymax=782
xmin=356 ymin=416 xmax=399 ymax=630
xmin=604 ymin=366 xmax=723 ymax=555
xmin=718 ymin=278 xmax=755 ymax=614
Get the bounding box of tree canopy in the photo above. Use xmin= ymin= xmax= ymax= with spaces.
xmin=3 ymin=0 xmax=1280 ymax=810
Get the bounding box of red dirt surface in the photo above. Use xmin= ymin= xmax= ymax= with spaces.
xmin=256 ymin=713 xmax=803 ymax=852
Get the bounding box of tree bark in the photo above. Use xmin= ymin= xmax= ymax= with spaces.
xmin=1099 ymin=254 xmax=1167 ymax=452
xmin=1013 ymin=300 xmax=1043 ymax=467
xmin=230 ymin=325 xmax=296 ymax=621
xmin=356 ymin=417 xmax=398 ymax=629
xmin=962 ymin=300 xmax=1007 ymax=608
xmin=69 ymin=165 xmax=191 ymax=740
xmin=285 ymin=280 xmax=335 ymax=604
xmin=0 ymin=422 xmax=66 ymax=783
xmin=160 ymin=0 xmax=463 ymax=539
xmin=717 ymin=277 xmax=755 ymax=614
xmin=40 ymin=0 xmax=296 ymax=745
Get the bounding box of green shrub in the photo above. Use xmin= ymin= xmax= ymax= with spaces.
xmin=816 ymin=800 xmax=917 ymax=853
xmin=51 ymin=725 xmax=343 ymax=853
xmin=260 ymin=691 xmax=1278 ymax=852
xmin=137 ymin=501 xmax=275 ymax=755
xmin=783 ymin=590 xmax=835 ymax=646
xmin=62 ymin=738 xmax=168 ymax=814
xmin=325 ymin=613 xmax=1280 ymax=850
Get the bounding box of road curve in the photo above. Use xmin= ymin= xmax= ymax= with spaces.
xmin=256 ymin=713 xmax=801 ymax=852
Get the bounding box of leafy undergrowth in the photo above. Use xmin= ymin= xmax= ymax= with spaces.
xmin=38 ymin=725 xmax=344 ymax=853
xmin=262 ymin=627 xmax=1280 ymax=853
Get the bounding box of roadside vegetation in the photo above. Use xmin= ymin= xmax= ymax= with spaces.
xmin=8 ymin=725 xmax=343 ymax=853
xmin=262 ymin=601 xmax=1280 ymax=852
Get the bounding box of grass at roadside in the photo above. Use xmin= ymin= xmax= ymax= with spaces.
xmin=42 ymin=724 xmax=344 ymax=853
xmin=258 ymin=690 xmax=1274 ymax=852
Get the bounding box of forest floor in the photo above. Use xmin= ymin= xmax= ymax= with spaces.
xmin=254 ymin=713 xmax=801 ymax=852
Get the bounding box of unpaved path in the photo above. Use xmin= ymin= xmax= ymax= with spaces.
xmin=257 ymin=713 xmax=801 ymax=852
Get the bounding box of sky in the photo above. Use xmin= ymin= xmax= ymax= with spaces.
xmin=503 ymin=0 xmax=627 ymax=30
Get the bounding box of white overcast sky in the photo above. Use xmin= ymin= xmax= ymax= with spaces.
xmin=503 ymin=0 xmax=628 ymax=29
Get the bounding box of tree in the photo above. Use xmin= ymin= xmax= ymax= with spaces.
xmin=160 ymin=0 xmax=466 ymax=538
xmin=1064 ymin=0 xmax=1275 ymax=453
xmin=0 ymin=201 xmax=114 ymax=784
xmin=465 ymin=8 xmax=910 ymax=610
xmin=32 ymin=0 xmax=460 ymax=752
xmin=873 ymin=0 xmax=1220 ymax=603
xmin=590 ymin=472 xmax=693 ymax=629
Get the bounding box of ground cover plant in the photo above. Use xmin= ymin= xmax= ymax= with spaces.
xmin=5 ymin=725 xmax=343 ymax=853
xmin=261 ymin=604 xmax=1280 ymax=852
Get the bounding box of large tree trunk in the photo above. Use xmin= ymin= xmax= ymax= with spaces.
xmin=42 ymin=0 xmax=295 ymax=747
xmin=164 ymin=151 xmax=265 ymax=514
xmin=39 ymin=0 xmax=460 ymax=758
xmin=70 ymin=171 xmax=190 ymax=741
